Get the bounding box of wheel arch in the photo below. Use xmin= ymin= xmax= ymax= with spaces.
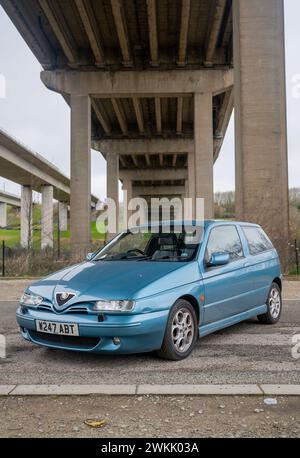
xmin=273 ymin=277 xmax=282 ymax=291
xmin=177 ymin=294 xmax=200 ymax=325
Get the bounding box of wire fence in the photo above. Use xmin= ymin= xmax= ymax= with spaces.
xmin=0 ymin=240 xmax=104 ymax=278
xmin=0 ymin=238 xmax=299 ymax=278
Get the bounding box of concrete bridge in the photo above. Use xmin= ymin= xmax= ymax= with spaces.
xmin=1 ymin=0 xmax=289 ymax=262
xmin=0 ymin=190 xmax=21 ymax=227
xmin=0 ymin=128 xmax=98 ymax=248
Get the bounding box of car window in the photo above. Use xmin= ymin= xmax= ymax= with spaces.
xmin=242 ymin=226 xmax=273 ymax=255
xmin=205 ymin=225 xmax=244 ymax=263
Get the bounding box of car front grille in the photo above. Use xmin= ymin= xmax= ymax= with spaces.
xmin=29 ymin=330 xmax=100 ymax=350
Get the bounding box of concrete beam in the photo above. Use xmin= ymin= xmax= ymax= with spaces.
xmin=111 ymin=99 xmax=128 ymax=134
xmin=70 ymin=95 xmax=91 ymax=256
xmin=133 ymin=186 xmax=185 ymax=196
xmin=93 ymin=139 xmax=194 ymax=154
xmin=41 ymin=69 xmax=234 ymax=97
xmin=132 ymin=98 xmax=145 ymax=133
xmin=75 ymin=0 xmax=105 ymax=67
xmin=0 ymin=203 xmax=7 ymax=228
xmin=0 ymin=129 xmax=98 ymax=205
xmin=0 ymin=191 xmax=21 ymax=208
xmin=21 ymin=186 xmax=32 ymax=249
xmin=41 ymin=185 xmax=54 ymax=249
xmin=176 ymin=97 xmax=184 ymax=134
xmin=204 ymin=0 xmax=227 ymax=67
xmin=121 ymin=169 xmax=188 ymax=181
xmin=91 ymin=100 xmax=111 ymax=134
xmin=0 ymin=145 xmax=69 ymax=199
xmin=177 ymin=0 xmax=191 ymax=66
xmin=159 ymin=154 xmax=164 ymax=167
xmin=38 ymin=0 xmax=78 ymax=66
xmin=155 ymin=97 xmax=162 ymax=133
xmin=111 ymin=0 xmax=132 ymax=67
xmin=147 ymin=0 xmax=159 ymax=66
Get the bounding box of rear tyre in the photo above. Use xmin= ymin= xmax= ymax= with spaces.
xmin=257 ymin=282 xmax=282 ymax=324
xmin=157 ymin=299 xmax=198 ymax=361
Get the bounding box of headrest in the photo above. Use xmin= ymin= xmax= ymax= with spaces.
xmin=158 ymin=236 xmax=176 ymax=246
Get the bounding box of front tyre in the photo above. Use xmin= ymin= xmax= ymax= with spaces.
xmin=157 ymin=299 xmax=198 ymax=361
xmin=258 ymin=282 xmax=282 ymax=324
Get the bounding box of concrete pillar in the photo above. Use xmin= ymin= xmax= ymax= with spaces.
xmin=41 ymin=185 xmax=54 ymax=249
xmin=122 ymin=178 xmax=132 ymax=229
xmin=0 ymin=203 xmax=7 ymax=228
xmin=106 ymin=153 xmax=119 ymax=239
xmin=58 ymin=202 xmax=68 ymax=232
xmin=233 ymin=0 xmax=289 ymax=266
xmin=188 ymin=152 xmax=196 ymax=218
xmin=70 ymin=95 xmax=91 ymax=257
xmin=194 ymin=93 xmax=214 ymax=219
xmin=21 ymin=185 xmax=32 ymax=248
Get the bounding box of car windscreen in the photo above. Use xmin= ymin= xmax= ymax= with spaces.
xmin=93 ymin=225 xmax=203 ymax=262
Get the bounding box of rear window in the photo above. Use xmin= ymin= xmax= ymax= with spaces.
xmin=242 ymin=226 xmax=273 ymax=255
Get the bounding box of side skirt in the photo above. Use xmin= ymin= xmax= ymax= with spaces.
xmin=199 ymin=304 xmax=267 ymax=338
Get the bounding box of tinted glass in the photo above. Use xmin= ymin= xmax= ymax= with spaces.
xmin=93 ymin=225 xmax=203 ymax=262
xmin=206 ymin=225 xmax=244 ymax=263
xmin=242 ymin=226 xmax=273 ymax=255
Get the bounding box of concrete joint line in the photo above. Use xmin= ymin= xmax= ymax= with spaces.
xmin=0 ymin=384 xmax=299 ymax=397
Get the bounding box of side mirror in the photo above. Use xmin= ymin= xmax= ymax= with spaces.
xmin=207 ymin=252 xmax=230 ymax=267
xmin=85 ymin=252 xmax=95 ymax=261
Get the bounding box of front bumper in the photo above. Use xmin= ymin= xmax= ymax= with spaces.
xmin=16 ymin=306 xmax=169 ymax=354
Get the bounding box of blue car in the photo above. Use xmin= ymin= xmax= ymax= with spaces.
xmin=17 ymin=220 xmax=282 ymax=360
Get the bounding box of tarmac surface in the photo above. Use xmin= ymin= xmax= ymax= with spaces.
xmin=0 ymin=280 xmax=299 ymax=386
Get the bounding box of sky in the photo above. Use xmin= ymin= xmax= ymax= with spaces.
xmin=0 ymin=0 xmax=299 ymax=201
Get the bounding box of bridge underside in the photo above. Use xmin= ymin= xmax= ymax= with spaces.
xmin=1 ymin=0 xmax=289 ymax=265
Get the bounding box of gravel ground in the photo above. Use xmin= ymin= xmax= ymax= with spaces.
xmin=0 ymin=395 xmax=299 ymax=438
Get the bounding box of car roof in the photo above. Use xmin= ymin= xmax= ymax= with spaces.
xmin=130 ymin=220 xmax=260 ymax=230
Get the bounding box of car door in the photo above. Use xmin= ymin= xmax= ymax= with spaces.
xmin=200 ymin=224 xmax=254 ymax=325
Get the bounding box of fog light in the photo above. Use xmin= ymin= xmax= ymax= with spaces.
xmin=113 ymin=337 xmax=121 ymax=346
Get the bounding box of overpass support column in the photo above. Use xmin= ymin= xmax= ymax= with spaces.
xmin=70 ymin=95 xmax=91 ymax=257
xmin=58 ymin=202 xmax=68 ymax=232
xmin=0 ymin=203 xmax=7 ymax=228
xmin=188 ymin=153 xmax=196 ymax=219
xmin=194 ymin=93 xmax=214 ymax=219
xmin=21 ymin=186 xmax=32 ymax=248
xmin=233 ymin=0 xmax=289 ymax=266
xmin=106 ymin=153 xmax=119 ymax=240
xmin=122 ymin=178 xmax=132 ymax=229
xmin=41 ymin=185 xmax=54 ymax=249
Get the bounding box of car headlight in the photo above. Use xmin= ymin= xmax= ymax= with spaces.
xmin=20 ymin=292 xmax=43 ymax=307
xmin=92 ymin=300 xmax=135 ymax=312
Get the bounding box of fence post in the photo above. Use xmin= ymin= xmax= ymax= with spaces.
xmin=57 ymin=208 xmax=60 ymax=259
xmin=295 ymin=239 xmax=299 ymax=276
xmin=2 ymin=240 xmax=4 ymax=277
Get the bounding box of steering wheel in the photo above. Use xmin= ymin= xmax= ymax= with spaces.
xmin=126 ymin=248 xmax=145 ymax=256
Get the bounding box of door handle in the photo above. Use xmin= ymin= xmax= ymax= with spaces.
xmin=244 ymin=262 xmax=250 ymax=267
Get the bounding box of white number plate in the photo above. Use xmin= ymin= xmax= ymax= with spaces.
xmin=36 ymin=320 xmax=79 ymax=336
